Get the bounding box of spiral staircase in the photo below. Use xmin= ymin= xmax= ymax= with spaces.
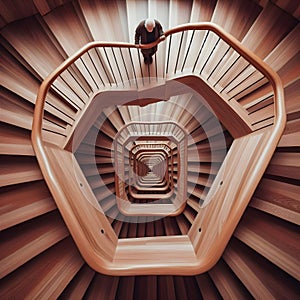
xmin=1 ymin=0 xmax=299 ymax=298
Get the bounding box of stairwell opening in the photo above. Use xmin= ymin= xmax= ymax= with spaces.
xmin=74 ymin=78 xmax=231 ymax=240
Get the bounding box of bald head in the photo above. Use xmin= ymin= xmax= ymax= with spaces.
xmin=145 ymin=18 xmax=155 ymax=32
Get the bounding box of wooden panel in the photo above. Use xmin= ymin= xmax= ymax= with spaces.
xmin=163 ymin=216 xmax=181 ymax=236
xmin=169 ymin=0 xmax=192 ymax=27
xmin=189 ymin=120 xmax=226 ymax=146
xmin=272 ymin=0 xmax=300 ymax=20
xmin=112 ymin=219 xmax=123 ymax=237
xmin=115 ymin=275 xmax=135 ymax=300
xmin=125 ymin=0 xmax=157 ymax=82
xmin=211 ymin=0 xmax=261 ymax=40
xmin=200 ymin=0 xmax=261 ymax=84
xmin=148 ymin=0 xmax=169 ymax=32
xmin=240 ymin=52 xmax=300 ymax=109
xmin=234 ymin=207 xmax=300 ymax=280
xmin=284 ymin=78 xmax=300 ymax=116
xmin=265 ymin=23 xmax=300 ymax=72
xmin=1 ymin=211 xmax=69 ymax=278
xmin=0 ymin=180 xmax=56 ymax=230
xmin=126 ymin=0 xmax=148 ymax=44
xmin=99 ymin=119 xmax=118 ymax=140
xmin=176 ymin=214 xmax=191 ymax=235
xmin=265 ymin=152 xmax=300 ymax=180
xmin=44 ymin=145 xmax=118 ymax=261
xmin=187 ymin=195 xmax=205 ymax=213
xmin=1 ymin=96 xmax=67 ymax=137
xmin=79 ymin=0 xmax=128 ymax=42
xmin=187 ymin=162 xmax=219 ymax=176
xmin=242 ymin=2 xmax=298 ymax=59
xmin=250 ymin=178 xmax=300 ymax=225
xmin=126 ymin=220 xmax=137 ymax=239
xmin=183 ymin=276 xmax=202 ymax=300
xmin=88 ymin=173 xmax=115 ymax=190
xmin=153 ymin=218 xmax=165 ymax=236
xmin=0 ymin=155 xmax=43 ymax=187
xmin=190 ymin=0 xmax=217 ymax=23
xmin=278 ymin=118 xmax=300 ymax=147
xmin=0 ymin=0 xmax=37 ymax=24
xmin=1 ymin=15 xmax=92 ymax=106
xmin=33 ymin=0 xmax=73 ymax=16
xmin=114 ymin=236 xmax=197 ymax=268
xmin=96 ymin=164 xmax=114 ymax=176
xmin=234 ymin=24 xmax=299 ymax=105
xmin=176 ymin=76 xmax=253 ymax=138
xmin=98 ymin=194 xmax=117 ymax=214
xmin=167 ymin=0 xmax=193 ymax=74
xmin=209 ymin=259 xmax=252 ymax=299
xmin=0 ymin=45 xmax=78 ymax=122
xmin=42 ymin=1 xmax=91 ymax=51
xmin=189 ymin=129 xmax=278 ymax=267
xmin=43 ymin=1 xmax=100 ymax=91
xmin=0 ymin=15 xmax=6 ymax=28
xmin=0 ymin=237 xmax=84 ymax=299
xmin=195 ymin=273 xmax=221 ymax=300
xmin=85 ymin=274 xmax=119 ymax=300
xmin=0 ymin=122 xmax=34 ymax=156
xmin=102 ymin=107 xmax=125 ymax=133
xmin=1 ymin=16 xmax=63 ymax=76
xmin=210 ymin=2 xmax=296 ymax=99
xmin=183 ymin=205 xmax=197 ymax=224
xmin=134 ymin=276 xmax=157 ymax=300
xmin=173 ymin=276 xmax=189 ymax=300
xmin=157 ymin=275 xmax=176 ymax=299
xmin=223 ymin=238 xmax=300 ymax=299
xmin=59 ymin=265 xmax=95 ymax=299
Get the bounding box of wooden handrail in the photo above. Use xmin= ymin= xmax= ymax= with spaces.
xmin=31 ymin=22 xmax=286 ymax=276
xmin=32 ymin=22 xmax=285 ymax=156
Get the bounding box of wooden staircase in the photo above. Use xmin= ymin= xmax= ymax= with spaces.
xmin=1 ymin=0 xmax=299 ymax=298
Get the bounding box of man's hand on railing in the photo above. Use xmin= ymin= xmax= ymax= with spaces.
xmin=159 ymin=34 xmax=166 ymax=42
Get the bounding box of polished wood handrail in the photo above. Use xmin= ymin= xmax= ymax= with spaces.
xmin=32 ymin=22 xmax=285 ymax=160
xmin=31 ymin=22 xmax=286 ymax=276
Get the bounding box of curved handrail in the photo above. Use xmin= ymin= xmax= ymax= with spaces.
xmin=32 ymin=22 xmax=285 ymax=150
xmin=31 ymin=22 xmax=286 ymax=276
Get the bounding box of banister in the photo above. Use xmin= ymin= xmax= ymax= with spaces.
xmin=163 ymin=22 xmax=285 ymax=130
xmin=33 ymin=22 xmax=285 ymax=150
xmin=31 ymin=22 xmax=286 ymax=276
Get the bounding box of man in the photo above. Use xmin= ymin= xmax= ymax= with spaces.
xmin=135 ymin=18 xmax=164 ymax=64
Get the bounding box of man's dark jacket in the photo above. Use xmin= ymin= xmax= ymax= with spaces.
xmin=135 ymin=19 xmax=164 ymax=45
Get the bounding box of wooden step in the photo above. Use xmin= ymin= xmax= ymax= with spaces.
xmin=195 ymin=272 xmax=221 ymax=300
xmin=0 ymin=122 xmax=33 ymax=156
xmin=265 ymin=151 xmax=300 ymax=180
xmin=43 ymin=2 xmax=101 ymax=92
xmin=1 ymin=155 xmax=43 ymax=187
xmin=59 ymin=265 xmax=95 ymax=299
xmin=84 ymin=273 xmax=119 ymax=300
xmin=223 ymin=237 xmax=300 ymax=299
xmin=250 ymin=177 xmax=300 ymax=225
xmin=1 ymin=16 xmax=91 ymax=105
xmin=278 ymin=118 xmax=300 ymax=148
xmin=234 ymin=207 xmax=300 ymax=280
xmin=0 ymin=237 xmax=84 ymax=299
xmin=209 ymin=259 xmax=251 ymax=299
xmin=1 ymin=211 xmax=69 ymax=278
xmin=0 ymin=180 xmax=56 ymax=231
